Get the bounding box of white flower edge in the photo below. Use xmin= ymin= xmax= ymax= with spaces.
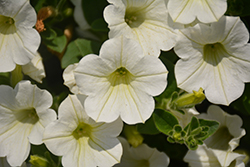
xmin=74 ymin=36 xmax=168 ymax=124
xmin=22 ymin=52 xmax=45 ymax=83
xmin=0 ymin=80 xmax=56 ymax=166
xmin=198 ymin=105 xmax=246 ymax=151
xmin=184 ymin=145 xmax=245 ymax=167
xmin=167 ymin=0 xmax=227 ymax=24
xmin=43 ymin=94 xmax=123 ymax=167
xmin=0 ymin=0 xmax=41 ymax=72
xmin=63 ymin=63 xmax=79 ymax=94
xmin=114 ymin=137 xmax=170 ymax=167
xmin=174 ymin=16 xmax=250 ymax=105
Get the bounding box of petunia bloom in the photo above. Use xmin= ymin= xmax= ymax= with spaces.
xmin=114 ymin=137 xmax=170 ymax=167
xmin=0 ymin=81 xmax=56 ymax=166
xmin=198 ymin=105 xmax=246 ymax=152
xmin=43 ymin=94 xmax=123 ymax=167
xmin=184 ymin=145 xmax=245 ymax=167
xmin=104 ymin=0 xmax=178 ymax=57
xmin=74 ymin=37 xmax=168 ymax=124
xmin=167 ymin=0 xmax=227 ymax=24
xmin=0 ymin=0 xmax=41 ymax=72
xmin=174 ymin=16 xmax=250 ymax=105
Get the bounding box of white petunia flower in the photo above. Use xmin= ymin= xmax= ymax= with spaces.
xmin=0 ymin=0 xmax=41 ymax=72
xmin=63 ymin=63 xmax=79 ymax=94
xmin=114 ymin=137 xmax=170 ymax=167
xmin=167 ymin=0 xmax=227 ymax=24
xmin=174 ymin=16 xmax=250 ymax=105
xmin=43 ymin=94 xmax=123 ymax=167
xmin=0 ymin=81 xmax=56 ymax=166
xmin=22 ymin=52 xmax=45 ymax=83
xmin=74 ymin=37 xmax=168 ymax=124
xmin=184 ymin=145 xmax=245 ymax=167
xmin=104 ymin=0 xmax=178 ymax=57
xmin=198 ymin=105 xmax=246 ymax=152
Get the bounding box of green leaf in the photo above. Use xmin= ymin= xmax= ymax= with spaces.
xmin=40 ymin=27 xmax=57 ymax=40
xmin=136 ymin=116 xmax=160 ymax=135
xmin=82 ymin=0 xmax=109 ymax=25
xmin=43 ymin=28 xmax=67 ymax=53
xmin=153 ymin=109 xmax=179 ymax=135
xmin=0 ymin=73 xmax=10 ymax=85
xmin=187 ymin=117 xmax=199 ymax=134
xmin=198 ymin=119 xmax=220 ymax=140
xmin=226 ymin=0 xmax=250 ymax=16
xmin=61 ymin=38 xmax=102 ymax=68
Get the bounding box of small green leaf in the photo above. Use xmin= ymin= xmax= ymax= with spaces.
xmin=153 ymin=109 xmax=179 ymax=135
xmin=198 ymin=119 xmax=220 ymax=140
xmin=61 ymin=38 xmax=102 ymax=68
xmin=186 ymin=117 xmax=199 ymax=134
xmin=43 ymin=29 xmax=67 ymax=53
xmin=136 ymin=116 xmax=160 ymax=135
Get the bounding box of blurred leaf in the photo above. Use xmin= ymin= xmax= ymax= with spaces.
xmin=61 ymin=38 xmax=102 ymax=68
xmin=153 ymin=109 xmax=179 ymax=135
xmin=41 ymin=27 xmax=57 ymax=40
xmin=30 ymin=0 xmax=46 ymax=12
xmin=226 ymin=0 xmax=250 ymax=16
xmin=91 ymin=18 xmax=109 ymax=32
xmin=82 ymin=0 xmax=109 ymax=25
xmin=0 ymin=73 xmax=10 ymax=85
xmin=43 ymin=28 xmax=67 ymax=53
xmin=231 ymin=83 xmax=250 ymax=115
xmin=137 ymin=116 xmax=160 ymax=135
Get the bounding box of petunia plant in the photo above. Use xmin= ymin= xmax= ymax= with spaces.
xmin=0 ymin=0 xmax=250 ymax=167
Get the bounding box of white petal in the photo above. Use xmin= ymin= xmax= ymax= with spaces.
xmin=22 ymin=52 xmax=45 ymax=83
xmin=168 ymin=0 xmax=227 ymax=24
xmin=57 ymin=94 xmax=88 ymax=125
xmin=129 ymin=55 xmax=168 ymax=96
xmin=63 ymin=63 xmax=79 ymax=94
xmin=14 ymin=81 xmax=53 ymax=111
xmin=74 ymin=54 xmax=114 ymax=95
xmin=43 ymin=121 xmax=76 ymax=156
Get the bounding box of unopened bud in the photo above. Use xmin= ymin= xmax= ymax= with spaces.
xmin=30 ymin=155 xmax=48 ymax=167
xmin=175 ymin=88 xmax=205 ymax=108
xmin=124 ymin=125 xmax=143 ymax=148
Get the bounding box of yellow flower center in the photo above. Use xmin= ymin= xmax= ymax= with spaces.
xmin=108 ymin=67 xmax=133 ymax=86
xmin=28 ymin=108 xmax=39 ymax=120
xmin=125 ymin=8 xmax=145 ymax=28
xmin=203 ymin=42 xmax=226 ymax=64
xmin=0 ymin=15 xmax=16 ymax=34
xmin=205 ymin=126 xmax=233 ymax=150
xmin=72 ymin=122 xmax=92 ymax=140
